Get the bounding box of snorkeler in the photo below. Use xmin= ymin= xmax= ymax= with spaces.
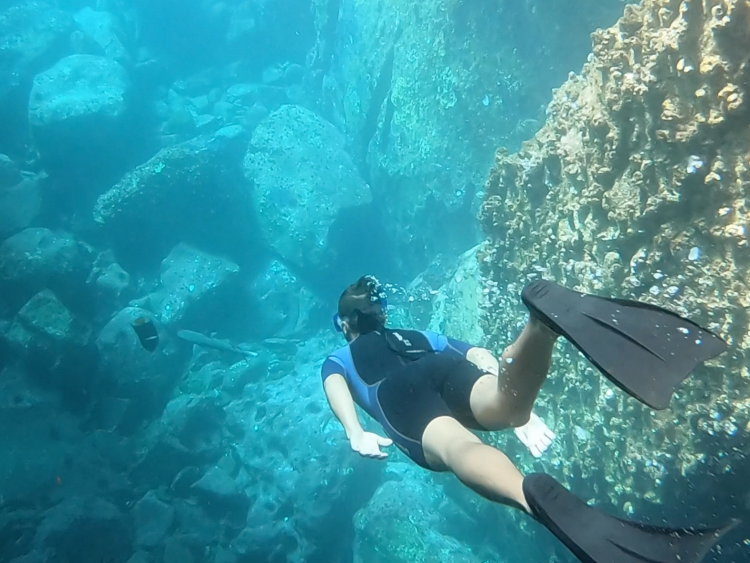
xmin=321 ymin=275 xmax=738 ymax=563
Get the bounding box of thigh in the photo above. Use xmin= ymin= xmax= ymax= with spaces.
xmin=421 ymin=415 xmax=483 ymax=472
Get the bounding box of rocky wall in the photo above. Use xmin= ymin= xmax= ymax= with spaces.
xmin=478 ymin=0 xmax=750 ymax=526
xmin=312 ymin=0 xmax=631 ymax=276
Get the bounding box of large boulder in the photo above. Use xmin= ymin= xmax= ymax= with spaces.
xmin=243 ymin=104 xmax=371 ymax=270
xmin=93 ymin=125 xmax=256 ymax=269
xmin=0 ymin=3 xmax=74 ymax=138
xmin=73 ymin=8 xmax=130 ymax=63
xmin=140 ymin=243 xmax=245 ymax=332
xmin=3 ymin=290 xmax=91 ymax=378
xmin=34 ymin=497 xmax=132 ymax=563
xmin=131 ymin=491 xmax=175 ymax=549
xmin=0 ymin=228 xmax=93 ymax=311
xmin=248 ymin=259 xmax=323 ymax=339
xmin=28 ymin=54 xmax=131 ymax=177
xmin=0 ymin=173 xmax=41 ymax=239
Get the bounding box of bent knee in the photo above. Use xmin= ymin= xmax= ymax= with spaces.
xmin=421 ymin=416 xmax=482 ymax=471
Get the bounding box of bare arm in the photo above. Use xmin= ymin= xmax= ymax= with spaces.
xmin=323 ymin=373 xmax=365 ymax=439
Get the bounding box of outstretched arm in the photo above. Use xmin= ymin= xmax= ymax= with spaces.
xmin=323 ymin=374 xmax=365 ymax=440
xmin=323 ymin=374 xmax=393 ymax=459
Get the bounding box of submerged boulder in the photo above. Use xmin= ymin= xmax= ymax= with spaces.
xmin=243 ymin=104 xmax=371 ymax=269
xmin=73 ymin=8 xmax=130 ymax=63
xmin=0 ymin=228 xmax=93 ymax=310
xmin=93 ymin=125 xmax=254 ymax=268
xmin=0 ymin=174 xmax=41 ymax=239
xmin=95 ymin=307 xmax=184 ymax=427
xmin=28 ymin=54 xmax=130 ymax=174
xmin=0 ymin=2 xmax=74 ymax=101
xmin=248 ymin=259 xmax=322 ymax=338
xmin=141 ymin=243 xmax=244 ymax=330
xmin=34 ymin=497 xmax=132 ymax=563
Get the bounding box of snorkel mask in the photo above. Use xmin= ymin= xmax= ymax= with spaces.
xmin=333 ymin=275 xmax=388 ymax=333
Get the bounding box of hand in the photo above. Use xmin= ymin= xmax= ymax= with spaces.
xmin=514 ymin=412 xmax=555 ymax=458
xmin=349 ymin=431 xmax=393 ymax=459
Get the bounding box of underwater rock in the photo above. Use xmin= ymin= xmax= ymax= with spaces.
xmin=0 ymin=154 xmax=22 ymax=188
xmin=28 ymin=54 xmax=130 ymax=174
xmin=425 ymin=244 xmax=485 ymax=344
xmin=163 ymin=538 xmax=194 ymax=563
xmin=243 ymin=104 xmax=371 ymax=269
xmin=249 ymin=259 xmax=322 ymax=338
xmin=73 ymin=8 xmax=130 ymax=63
xmin=0 ymin=174 xmax=41 ymax=239
xmin=0 ymin=364 xmax=84 ymax=507
xmin=93 ymin=125 xmax=253 ymax=267
xmin=223 ymin=361 xmax=384 ymax=562
xmin=0 ymin=2 xmax=74 ymax=100
xmin=130 ymin=395 xmax=227 ymax=487
xmin=143 ymin=243 xmax=243 ymax=329
xmin=34 ymin=496 xmax=132 ymax=563
xmin=352 ymin=472 xmax=479 ymax=563
xmin=4 ymin=289 xmax=90 ymax=352
xmin=191 ymin=465 xmax=250 ymax=522
xmin=0 ymin=228 xmax=93 ymax=309
xmin=131 ymin=491 xmax=175 ymax=548
xmin=95 ymin=307 xmax=183 ymax=427
xmin=478 ymin=0 xmax=750 ymax=519
xmin=126 ymin=552 xmax=154 ymax=563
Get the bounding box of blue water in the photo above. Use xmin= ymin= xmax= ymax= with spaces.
xmin=0 ymin=1 xmax=746 ymax=562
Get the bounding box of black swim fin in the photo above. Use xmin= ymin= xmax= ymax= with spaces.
xmin=521 ymin=280 xmax=727 ymax=410
xmin=523 ymin=473 xmax=739 ymax=563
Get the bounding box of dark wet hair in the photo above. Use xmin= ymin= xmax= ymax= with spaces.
xmin=337 ymin=275 xmax=386 ymax=335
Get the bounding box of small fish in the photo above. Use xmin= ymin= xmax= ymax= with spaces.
xmin=132 ymin=316 xmax=159 ymax=352
xmin=177 ymin=329 xmax=258 ymax=357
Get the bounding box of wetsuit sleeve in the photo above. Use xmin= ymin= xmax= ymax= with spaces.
xmin=321 ymin=357 xmax=346 ymax=383
xmin=421 ymin=331 xmax=473 ymax=358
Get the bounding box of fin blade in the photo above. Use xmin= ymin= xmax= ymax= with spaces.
xmin=522 ymin=281 xmax=728 ymax=410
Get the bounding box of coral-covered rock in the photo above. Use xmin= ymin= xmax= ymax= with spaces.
xmin=478 ymin=0 xmax=750 ymax=527
xmin=243 ymin=105 xmax=371 ymax=269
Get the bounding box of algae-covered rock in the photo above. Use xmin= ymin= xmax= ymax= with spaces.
xmin=478 ymin=0 xmax=750 ymax=522
xmin=93 ymin=125 xmax=254 ymax=266
xmin=243 ymin=105 xmax=371 ymax=269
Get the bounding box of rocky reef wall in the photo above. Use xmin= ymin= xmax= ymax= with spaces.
xmin=479 ymin=0 xmax=750 ymax=527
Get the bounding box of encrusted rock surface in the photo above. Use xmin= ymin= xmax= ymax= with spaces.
xmin=479 ymin=0 xmax=750 ymax=519
xmin=243 ymin=104 xmax=371 ymax=270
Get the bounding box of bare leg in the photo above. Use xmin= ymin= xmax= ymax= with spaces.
xmin=472 ymin=317 xmax=558 ymax=429
xmin=422 ymin=416 xmax=531 ymax=513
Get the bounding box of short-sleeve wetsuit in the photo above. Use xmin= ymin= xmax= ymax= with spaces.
xmin=321 ymin=329 xmax=487 ymax=468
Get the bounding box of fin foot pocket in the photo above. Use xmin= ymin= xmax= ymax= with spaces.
xmin=523 ymin=473 xmax=739 ymax=563
xmin=521 ymin=280 xmax=728 ymax=409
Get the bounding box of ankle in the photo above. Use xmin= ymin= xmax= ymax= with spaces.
xmin=528 ymin=315 xmax=558 ymax=340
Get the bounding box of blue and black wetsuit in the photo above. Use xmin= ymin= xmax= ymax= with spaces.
xmin=321 ymin=329 xmax=487 ymax=469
